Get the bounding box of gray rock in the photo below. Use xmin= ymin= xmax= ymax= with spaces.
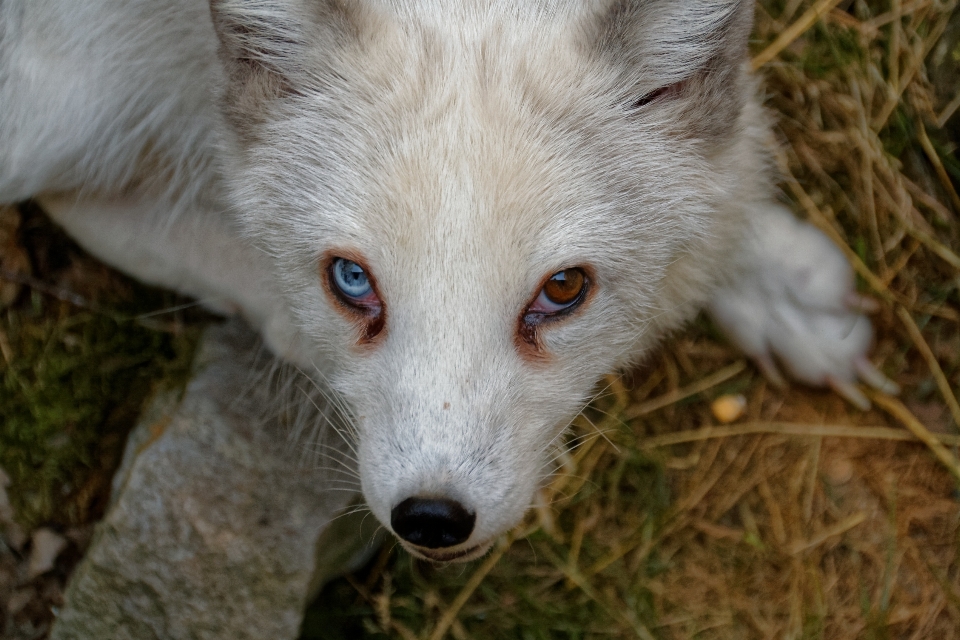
xmin=51 ymin=320 xmax=377 ymax=640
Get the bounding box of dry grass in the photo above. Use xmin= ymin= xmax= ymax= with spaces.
xmin=305 ymin=1 xmax=960 ymax=638
xmin=0 ymin=1 xmax=957 ymax=638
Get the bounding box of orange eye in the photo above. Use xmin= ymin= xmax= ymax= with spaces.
xmin=527 ymin=268 xmax=588 ymax=316
xmin=543 ymin=269 xmax=585 ymax=305
xmin=518 ymin=267 xmax=591 ymax=352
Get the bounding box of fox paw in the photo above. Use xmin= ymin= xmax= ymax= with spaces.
xmin=708 ymin=211 xmax=898 ymax=409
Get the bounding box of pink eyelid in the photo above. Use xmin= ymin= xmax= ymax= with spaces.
xmin=527 ymin=289 xmax=572 ymax=314
xmin=349 ymin=290 xmax=381 ymax=310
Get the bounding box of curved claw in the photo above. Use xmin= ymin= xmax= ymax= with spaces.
xmin=854 ymin=357 xmax=900 ymax=395
xmin=827 ymin=376 xmax=871 ymax=411
xmin=844 ymin=292 xmax=881 ymax=314
xmin=755 ymin=353 xmax=787 ymax=388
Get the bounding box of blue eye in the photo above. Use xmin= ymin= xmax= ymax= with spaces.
xmin=332 ymin=258 xmax=373 ymax=300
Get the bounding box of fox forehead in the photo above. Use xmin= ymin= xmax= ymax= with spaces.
xmin=250 ymin=12 xmax=705 ymax=264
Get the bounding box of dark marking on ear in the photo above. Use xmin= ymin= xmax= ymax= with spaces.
xmin=209 ymin=1 xmax=302 ymax=92
xmin=588 ymin=0 xmax=754 ymax=141
xmin=590 ymin=0 xmax=752 ymax=75
xmin=208 ymin=0 xmax=363 ymax=135
xmin=626 ymin=80 xmax=685 ymax=111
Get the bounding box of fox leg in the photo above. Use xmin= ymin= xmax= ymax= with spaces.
xmin=707 ymin=203 xmax=898 ymax=409
xmin=37 ymin=193 xmax=305 ymax=366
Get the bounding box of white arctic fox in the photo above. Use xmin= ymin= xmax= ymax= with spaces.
xmin=1 ymin=0 xmax=896 ymax=562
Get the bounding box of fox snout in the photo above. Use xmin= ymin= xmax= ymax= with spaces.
xmin=389 ymin=497 xmax=492 ymax=562
xmin=346 ymin=327 xmax=580 ymax=562
xmin=391 ymin=497 xmax=476 ymax=549
xmin=381 ymin=477 xmax=508 ymax=562
xmin=356 ymin=400 xmax=541 ymax=563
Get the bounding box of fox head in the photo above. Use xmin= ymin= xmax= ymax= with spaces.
xmin=209 ymin=0 xmax=759 ymax=561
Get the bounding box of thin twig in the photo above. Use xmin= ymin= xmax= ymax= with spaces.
xmin=896 ymin=306 xmax=960 ymax=430
xmin=889 ymin=0 xmax=902 ymax=92
xmin=752 ymin=0 xmax=845 ymax=70
xmin=425 ymin=531 xmax=517 ymax=640
xmin=863 ymin=0 xmax=932 ymax=31
xmin=0 ymin=267 xmax=198 ymax=333
xmin=776 ymin=155 xmax=895 ymax=301
xmin=912 ymin=302 xmax=960 ymax=323
xmin=787 ymin=512 xmax=868 ymax=555
xmin=541 ymin=546 xmax=657 ymax=640
xmin=871 ymin=394 xmax=960 ymax=482
xmin=624 ymin=361 xmax=747 ymax=420
xmin=936 ymin=86 xmax=960 ymax=128
xmin=847 ymin=70 xmax=888 ymax=270
xmin=915 ymin=118 xmax=960 ymax=214
xmin=903 ymin=175 xmax=956 ymax=223
xmin=882 ymin=238 xmax=920 ymax=287
xmin=872 ymin=10 xmax=951 ymax=130
xmin=0 ymin=325 xmax=12 ymax=365
xmin=640 ymin=422 xmax=960 ymax=449
xmin=893 ymin=207 xmax=960 ymax=271
xmin=0 ymin=267 xmax=96 ymax=311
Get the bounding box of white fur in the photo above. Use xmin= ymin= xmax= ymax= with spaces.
xmin=0 ymin=0 xmax=885 ymax=561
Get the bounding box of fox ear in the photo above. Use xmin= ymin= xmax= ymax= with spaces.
xmin=210 ymin=0 xmax=302 ymax=90
xmin=588 ymin=0 xmax=753 ymax=135
xmin=590 ymin=0 xmax=752 ymax=86
xmin=208 ymin=0 xmax=357 ymax=106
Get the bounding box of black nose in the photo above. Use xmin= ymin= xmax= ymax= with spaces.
xmin=390 ymin=497 xmax=476 ymax=549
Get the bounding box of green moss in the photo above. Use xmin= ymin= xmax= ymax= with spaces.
xmin=0 ymin=289 xmax=200 ymax=530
